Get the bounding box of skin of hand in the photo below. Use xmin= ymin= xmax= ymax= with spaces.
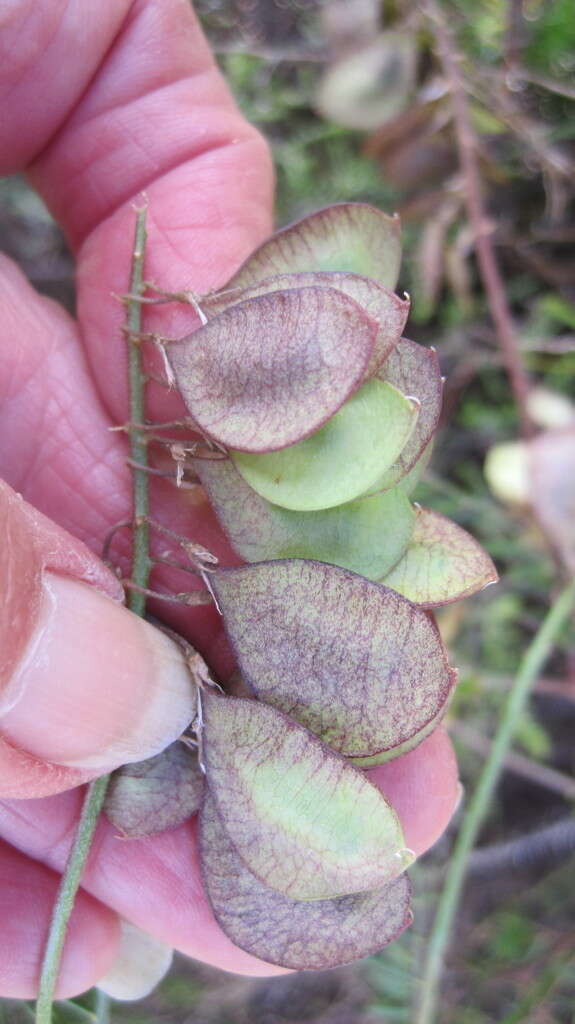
xmin=0 ymin=0 xmax=460 ymax=1000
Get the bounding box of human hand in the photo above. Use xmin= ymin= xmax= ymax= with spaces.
xmin=0 ymin=0 xmax=459 ymax=1000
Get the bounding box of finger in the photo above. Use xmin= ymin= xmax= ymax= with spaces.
xmin=0 ymin=254 xmax=130 ymax=551
xmin=0 ymin=729 xmax=458 ymax=976
xmin=0 ymin=254 xmax=237 ymax=668
xmin=368 ymin=726 xmax=460 ymax=857
xmin=2 ymin=0 xmax=273 ymax=423
xmin=0 ymin=839 xmax=120 ymax=999
xmin=0 ymin=481 xmax=196 ymax=798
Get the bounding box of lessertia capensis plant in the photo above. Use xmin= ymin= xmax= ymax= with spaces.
xmin=105 ymin=203 xmax=498 ymax=972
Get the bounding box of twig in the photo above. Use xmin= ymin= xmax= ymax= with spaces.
xmin=451 ymin=720 xmax=575 ymax=801
xmin=510 ymin=67 xmax=575 ymax=104
xmin=424 ymin=0 xmax=534 ymax=438
xmin=35 ymin=207 xmax=150 ymax=1023
xmin=466 ymin=816 xmax=575 ymax=879
xmin=415 ymin=579 xmax=575 ymax=1024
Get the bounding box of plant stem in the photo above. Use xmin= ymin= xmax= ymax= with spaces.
xmin=34 ymin=777 xmax=109 ymax=1024
xmin=92 ymin=990 xmax=110 ymax=1024
xmin=35 ymin=206 xmax=150 ymax=1023
xmin=415 ymin=580 xmax=575 ymax=1024
xmin=126 ymin=206 xmax=152 ymax=613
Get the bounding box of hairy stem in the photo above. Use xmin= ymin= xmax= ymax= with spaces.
xmin=35 ymin=207 xmax=150 ymax=1023
xmin=415 ymin=580 xmax=575 ymax=1024
xmin=127 ymin=207 xmax=152 ymax=613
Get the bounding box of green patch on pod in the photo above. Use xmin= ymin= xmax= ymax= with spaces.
xmin=201 ymin=692 xmax=406 ymax=901
xmin=232 ymin=379 xmax=419 ymax=511
xmin=365 ymin=338 xmax=443 ymax=494
xmin=220 ymin=203 xmax=402 ymax=292
xmin=194 ymin=457 xmax=416 ymax=580
xmin=200 ymin=793 xmax=412 ymax=970
xmin=380 ymin=507 xmax=498 ymax=607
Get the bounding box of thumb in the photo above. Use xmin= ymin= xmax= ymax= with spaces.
xmin=0 ymin=481 xmax=196 ymax=799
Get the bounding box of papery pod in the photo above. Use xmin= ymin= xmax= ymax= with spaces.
xmin=380 ymin=507 xmax=498 ymax=607
xmin=204 ymin=270 xmax=409 ymax=377
xmin=232 ymin=379 xmax=419 ymax=511
xmin=219 ymin=203 xmax=402 ymax=293
xmin=194 ymin=456 xmax=415 ymax=580
xmin=168 ymin=287 xmax=379 ymax=452
xmin=200 ymin=792 xmax=413 ymax=970
xmin=210 ymin=561 xmax=457 ymax=765
xmin=395 ymin=440 xmax=434 ymax=496
xmin=104 ymin=742 xmax=204 ymax=838
xmin=367 ymin=338 xmax=443 ymax=493
xmin=201 ymin=691 xmax=407 ymax=900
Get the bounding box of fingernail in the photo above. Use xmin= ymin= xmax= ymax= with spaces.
xmin=97 ymin=921 xmax=173 ymax=1001
xmin=452 ymin=781 xmax=464 ymax=815
xmin=1 ymin=572 xmax=197 ymax=770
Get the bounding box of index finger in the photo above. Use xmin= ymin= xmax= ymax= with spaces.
xmin=3 ymin=0 xmax=273 ymax=422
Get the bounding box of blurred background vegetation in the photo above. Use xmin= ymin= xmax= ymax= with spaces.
xmin=1 ymin=0 xmax=574 ymax=1021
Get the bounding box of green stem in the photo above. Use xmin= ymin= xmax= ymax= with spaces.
xmin=126 ymin=207 xmax=152 ymax=614
xmin=35 ymin=207 xmax=150 ymax=1023
xmin=415 ymin=581 xmax=575 ymax=1024
xmin=92 ymin=990 xmax=110 ymax=1024
xmin=34 ymin=778 xmax=109 ymax=1024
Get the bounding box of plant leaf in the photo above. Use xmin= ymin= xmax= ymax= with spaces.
xmin=205 ymin=271 xmax=409 ymax=376
xmin=219 ymin=203 xmax=402 ymax=292
xmin=104 ymin=742 xmax=204 ymax=837
xmin=195 ymin=456 xmax=416 ymax=579
xmin=168 ymin=286 xmax=378 ymax=452
xmin=210 ymin=561 xmax=456 ymax=763
xmin=381 ymin=507 xmax=498 ymax=607
xmin=201 ymin=692 xmax=406 ymax=900
xmin=366 ymin=339 xmax=442 ymax=493
xmin=232 ymin=379 xmax=419 ymax=511
xmin=200 ymin=792 xmax=412 ymax=970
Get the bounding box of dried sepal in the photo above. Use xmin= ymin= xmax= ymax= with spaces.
xmin=232 ymin=379 xmax=419 ymax=511
xmin=210 ymin=561 xmax=456 ymax=763
xmin=194 ymin=457 xmax=415 ymax=580
xmin=205 ymin=270 xmax=409 ymax=376
xmin=168 ymin=287 xmax=378 ymax=452
xmin=104 ymin=741 xmax=204 ymax=837
xmin=200 ymin=793 xmax=412 ymax=970
xmin=219 ymin=203 xmax=402 ymax=293
xmin=380 ymin=507 xmax=498 ymax=607
xmin=201 ymin=691 xmax=406 ymax=901
xmin=367 ymin=339 xmax=443 ymax=493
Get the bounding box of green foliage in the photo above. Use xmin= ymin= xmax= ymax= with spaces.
xmin=525 ymin=0 xmax=575 ymax=75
